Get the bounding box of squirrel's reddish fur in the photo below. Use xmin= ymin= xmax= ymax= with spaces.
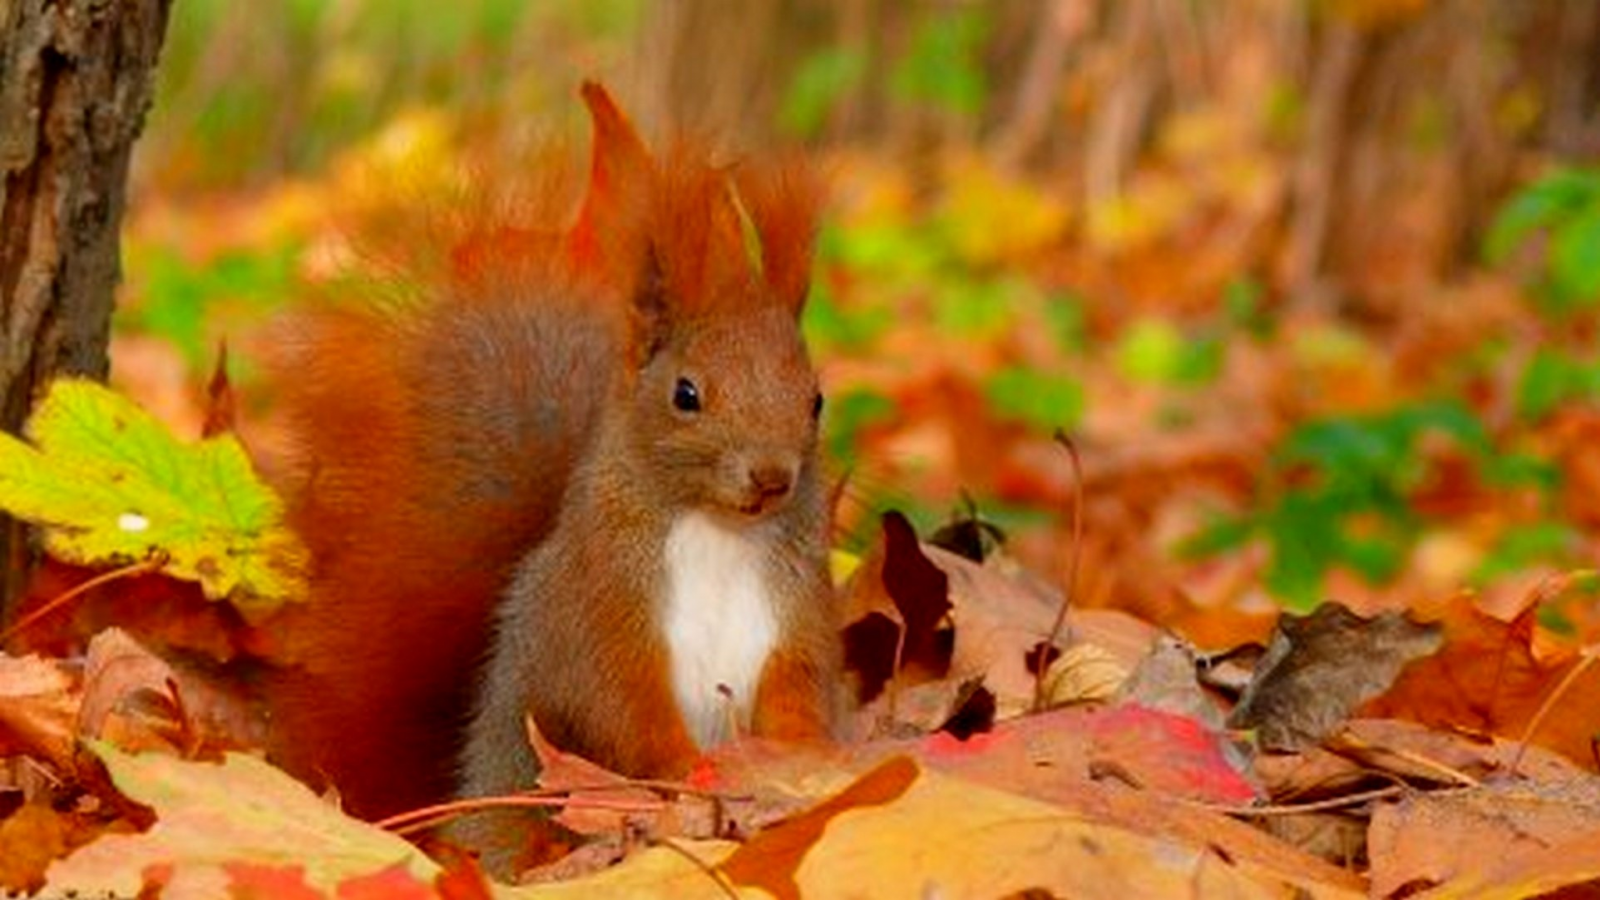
xmin=263 ymin=83 xmax=837 ymax=850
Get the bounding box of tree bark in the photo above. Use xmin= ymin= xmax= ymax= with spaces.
xmin=0 ymin=0 xmax=173 ymax=619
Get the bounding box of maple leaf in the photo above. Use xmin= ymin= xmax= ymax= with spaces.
xmin=0 ymin=378 xmax=307 ymax=622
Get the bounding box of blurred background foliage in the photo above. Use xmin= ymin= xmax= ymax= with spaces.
xmin=117 ymin=0 xmax=1600 ymax=640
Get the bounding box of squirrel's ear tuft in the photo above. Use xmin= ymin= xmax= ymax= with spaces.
xmin=568 ymin=82 xmax=654 ymax=281
xmin=733 ymin=160 xmax=823 ymax=318
xmin=623 ymin=247 xmax=670 ymax=369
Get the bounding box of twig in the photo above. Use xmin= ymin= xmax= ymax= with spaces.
xmin=376 ymin=777 xmax=749 ymax=835
xmin=0 ymin=558 xmax=165 ymax=647
xmin=377 ymin=793 xmax=668 ymax=836
xmin=652 ymin=836 xmax=741 ymax=900
xmin=1330 ymin=729 xmax=1480 ymax=788
xmin=1185 ymin=784 xmax=1407 ymax=818
xmin=1033 ymin=430 xmax=1084 ymax=713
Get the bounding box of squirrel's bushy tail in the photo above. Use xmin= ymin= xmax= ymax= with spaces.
xmin=262 ymin=84 xmax=651 ymax=818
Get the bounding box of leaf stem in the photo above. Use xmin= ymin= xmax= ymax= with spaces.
xmin=0 ymin=558 xmax=164 ymax=647
xmin=1033 ymin=430 xmax=1084 ymax=713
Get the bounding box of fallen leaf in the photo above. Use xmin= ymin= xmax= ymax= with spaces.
xmin=1086 ymin=703 xmax=1259 ymax=803
xmin=335 ymin=861 xmax=440 ymax=899
xmin=0 ymin=803 xmax=71 ymax=894
xmin=1409 ymin=825 xmax=1600 ymax=899
xmin=0 ymin=652 xmax=78 ymax=771
xmin=1368 ymin=780 xmax=1600 ymax=898
xmin=0 ymin=379 xmax=308 ymax=620
xmin=522 ymin=716 xmax=695 ymax=839
xmin=1362 ymin=601 xmax=1600 ymax=769
xmin=222 ymin=862 xmax=324 ymax=900
xmin=1229 ymin=602 xmax=1443 ymax=750
xmin=1116 ymin=634 xmax=1224 ymax=729
xmin=723 ymin=754 xmax=1356 ymax=899
xmin=1041 ymin=641 xmax=1129 ymax=705
xmin=44 ymin=743 xmax=438 ymax=898
xmin=80 ymin=628 xmax=267 ymax=757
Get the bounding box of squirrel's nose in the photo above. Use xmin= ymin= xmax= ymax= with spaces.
xmin=748 ymin=461 xmax=795 ymax=504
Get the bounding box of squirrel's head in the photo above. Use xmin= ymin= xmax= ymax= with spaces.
xmin=572 ymin=83 xmax=824 ymax=522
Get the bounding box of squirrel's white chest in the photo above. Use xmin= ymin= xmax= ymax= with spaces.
xmin=661 ymin=512 xmax=780 ymax=748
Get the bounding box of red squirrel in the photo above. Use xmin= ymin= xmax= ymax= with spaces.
xmin=264 ymin=83 xmax=838 ymax=858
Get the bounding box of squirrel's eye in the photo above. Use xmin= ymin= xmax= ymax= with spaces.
xmin=672 ymin=377 xmax=701 ymax=413
xmin=811 ymin=391 xmax=824 ymax=420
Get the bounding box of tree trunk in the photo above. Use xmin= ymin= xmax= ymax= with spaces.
xmin=0 ymin=0 xmax=173 ymax=620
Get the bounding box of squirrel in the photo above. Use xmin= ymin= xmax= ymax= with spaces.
xmin=262 ymin=83 xmax=839 ymax=869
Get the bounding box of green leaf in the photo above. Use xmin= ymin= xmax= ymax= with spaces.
xmin=1112 ymin=317 xmax=1223 ymax=387
xmin=1516 ymin=347 xmax=1584 ymax=423
xmin=1484 ymin=168 xmax=1599 ymax=264
xmin=889 ymin=9 xmax=989 ymax=116
xmin=1114 ymin=317 xmax=1185 ymax=384
xmin=823 ymin=388 xmax=897 ymax=465
xmin=984 ymin=367 xmax=1084 ymax=431
xmin=0 ymin=379 xmax=306 ymax=621
xmin=1550 ymin=207 xmax=1600 ymax=309
xmin=781 ymin=47 xmax=867 ymax=139
xmin=1475 ymin=522 xmax=1580 ymax=584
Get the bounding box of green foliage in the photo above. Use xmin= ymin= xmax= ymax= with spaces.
xmin=984 ymin=367 xmax=1084 ymax=432
xmin=0 ymin=380 xmax=306 ymax=621
xmin=1222 ymin=276 xmax=1273 ymax=339
xmin=152 ymin=0 xmax=632 ymax=184
xmin=1474 ymin=522 xmax=1580 ymax=585
xmin=803 ymin=272 xmax=896 ymax=352
xmin=122 ymin=241 xmax=303 ymax=369
xmin=1113 ymin=317 xmax=1225 ymax=387
xmin=1485 ymin=166 xmax=1600 ymax=314
xmin=1515 ymin=346 xmax=1600 ymax=423
xmin=932 ymin=276 xmax=1024 ymax=342
xmin=1041 ymin=293 xmax=1088 ymax=355
xmin=889 ymin=8 xmax=989 ymax=117
xmin=823 ymin=388 xmax=898 ymax=467
xmin=1183 ymin=401 xmax=1527 ymax=610
xmin=781 ymin=47 xmax=867 ymax=139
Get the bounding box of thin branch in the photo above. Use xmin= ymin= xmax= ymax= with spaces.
xmin=376 ymin=777 xmax=750 ymax=834
xmin=377 ymin=793 xmax=667 ymax=837
xmin=1185 ymin=784 xmax=1408 ymax=818
xmin=652 ymin=836 xmax=741 ymax=900
xmin=0 ymin=558 xmax=165 ymax=647
xmin=1510 ymin=644 xmax=1600 ymax=778
xmin=1033 ymin=430 xmax=1084 ymax=713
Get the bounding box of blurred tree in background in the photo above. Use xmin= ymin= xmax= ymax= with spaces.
xmin=112 ymin=0 xmax=1600 ymax=622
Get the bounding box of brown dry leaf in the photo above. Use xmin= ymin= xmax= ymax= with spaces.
xmin=45 ymin=743 xmax=439 ymax=898
xmin=0 ymin=803 xmax=71 ymax=895
xmin=1116 ymin=633 xmax=1224 ymax=729
xmin=1409 ymin=826 xmax=1600 ymax=900
xmin=0 ymin=652 xmax=78 ymax=771
xmin=1368 ymin=780 xmax=1600 ymax=898
xmin=703 ymin=706 xmax=1353 ymax=893
xmin=1040 ymin=641 xmax=1128 ymax=705
xmin=1361 ymin=602 xmax=1600 ymax=770
xmin=1328 ymin=718 xmax=1586 ymax=786
xmin=927 ymin=543 xmax=1156 ymax=717
xmin=500 ymin=839 xmax=739 ymax=899
xmin=720 ymin=755 xmax=1360 ymax=900
xmin=80 ymin=628 xmax=268 ymax=758
xmin=521 ymin=715 xmax=708 ymax=840
xmin=14 ymin=560 xmax=249 ymax=664
xmin=842 ymin=512 xmax=1157 ymax=727
xmin=1229 ymin=603 xmax=1444 ymax=751
xmin=201 ymin=342 xmax=237 ymax=439
xmin=1252 ymin=717 xmax=1585 ymax=802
